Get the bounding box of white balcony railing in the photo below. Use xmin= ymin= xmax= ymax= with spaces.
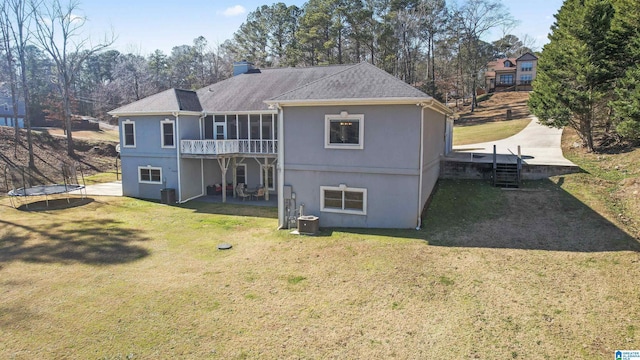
xmin=181 ymin=139 xmax=278 ymax=156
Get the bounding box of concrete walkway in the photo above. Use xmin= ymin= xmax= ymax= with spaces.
xmin=450 ymin=116 xmax=577 ymax=166
xmin=71 ymin=181 xmax=123 ymax=196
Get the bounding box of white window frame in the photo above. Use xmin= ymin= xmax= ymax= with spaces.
xmin=324 ymin=112 xmax=364 ymax=150
xmin=260 ymin=164 xmax=276 ymax=191
xmin=160 ymin=119 xmax=175 ymax=148
xmin=122 ymin=119 xmax=136 ymax=148
xmin=138 ymin=166 xmax=162 ymax=184
xmin=320 ymin=185 xmax=367 ymax=215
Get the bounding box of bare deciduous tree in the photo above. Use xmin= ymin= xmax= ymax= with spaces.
xmin=5 ymin=0 xmax=37 ymax=167
xmin=32 ymin=0 xmax=114 ymax=156
xmin=454 ymin=0 xmax=515 ymax=111
xmin=0 ymin=2 xmax=21 ymax=155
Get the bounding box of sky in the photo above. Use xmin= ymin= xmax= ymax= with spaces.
xmin=82 ymin=0 xmax=565 ymax=56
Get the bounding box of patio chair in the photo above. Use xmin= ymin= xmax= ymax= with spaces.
xmin=252 ymin=187 xmax=265 ymax=200
xmin=236 ymin=183 xmax=251 ymax=201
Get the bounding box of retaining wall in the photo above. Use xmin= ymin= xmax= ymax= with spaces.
xmin=440 ymin=160 xmax=581 ymax=180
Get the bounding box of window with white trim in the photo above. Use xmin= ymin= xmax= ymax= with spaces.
xmin=320 ymin=185 xmax=367 ymax=215
xmin=325 ymin=112 xmax=364 ymax=149
xmin=123 ymin=120 xmax=136 ymax=147
xmin=161 ymin=119 xmax=175 ymax=148
xmin=138 ymin=166 xmax=162 ymax=184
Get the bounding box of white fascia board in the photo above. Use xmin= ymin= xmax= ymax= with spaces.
xmin=107 ymin=110 xmax=203 ymax=118
xmin=264 ymin=97 xmax=432 ymax=107
xmin=265 ymin=97 xmax=453 ymax=116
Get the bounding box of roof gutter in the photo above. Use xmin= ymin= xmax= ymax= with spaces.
xmin=422 ymin=99 xmax=453 ymax=116
xmin=266 ymin=97 xmax=453 ymax=116
xmin=265 ymin=97 xmax=435 ymax=108
xmin=107 ymin=110 xmax=203 ymax=118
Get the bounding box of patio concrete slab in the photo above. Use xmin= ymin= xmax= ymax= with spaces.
xmin=451 ymin=116 xmax=577 ymax=167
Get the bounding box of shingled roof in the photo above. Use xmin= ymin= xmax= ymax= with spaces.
xmin=269 ymin=62 xmax=429 ymax=103
xmin=109 ymin=88 xmax=201 ymax=116
xmin=196 ymin=65 xmax=349 ymax=112
xmin=110 ymin=62 xmax=444 ymax=116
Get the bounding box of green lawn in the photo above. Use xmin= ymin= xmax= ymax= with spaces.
xmin=83 ymin=171 xmax=122 ymax=185
xmin=1 ymin=179 xmax=639 ymax=358
xmin=453 ymin=118 xmax=531 ymax=146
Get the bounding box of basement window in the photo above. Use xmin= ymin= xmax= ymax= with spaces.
xmin=139 ymin=166 xmax=162 ymax=184
xmin=321 ymin=185 xmax=367 ymax=215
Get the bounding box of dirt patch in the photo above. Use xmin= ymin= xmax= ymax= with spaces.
xmin=456 ymin=92 xmax=531 ymax=126
xmin=0 ymin=126 xmax=118 ymax=192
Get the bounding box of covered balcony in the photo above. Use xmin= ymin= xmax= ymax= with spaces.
xmin=181 ymin=139 xmax=278 ymax=157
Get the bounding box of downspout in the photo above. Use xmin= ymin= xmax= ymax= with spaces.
xmin=199 ymin=112 xmax=207 ymax=196
xmin=275 ymin=104 xmax=285 ymax=229
xmin=416 ymin=105 xmax=425 ymax=230
xmin=173 ymin=112 xmax=182 ymax=203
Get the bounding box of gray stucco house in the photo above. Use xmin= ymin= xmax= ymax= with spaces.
xmin=109 ymin=62 xmax=452 ymax=229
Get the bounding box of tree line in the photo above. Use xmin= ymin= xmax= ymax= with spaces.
xmin=529 ymin=0 xmax=640 ymax=150
xmin=224 ymin=0 xmax=534 ymax=108
xmin=2 ymin=0 xmax=534 ymax=162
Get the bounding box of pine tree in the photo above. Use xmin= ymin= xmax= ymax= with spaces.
xmin=610 ymin=0 xmax=640 ymax=141
xmin=529 ymin=0 xmax=616 ymax=151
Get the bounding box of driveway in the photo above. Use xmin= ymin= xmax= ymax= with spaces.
xmin=71 ymin=181 xmax=122 ymax=196
xmin=451 ymin=116 xmax=576 ymax=166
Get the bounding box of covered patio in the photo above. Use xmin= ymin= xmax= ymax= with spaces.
xmin=194 ymin=193 xmax=277 ymax=207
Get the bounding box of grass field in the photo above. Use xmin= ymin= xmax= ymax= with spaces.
xmin=454 ymin=92 xmax=532 ymax=146
xmin=45 ymin=127 xmax=120 ymax=142
xmin=2 ymin=91 xmax=639 ymax=358
xmin=453 ymin=118 xmax=531 ymax=145
xmin=1 ymin=177 xmax=639 ymax=358
xmin=84 ymin=170 xmax=122 ymax=185
xmin=557 ymin=128 xmax=640 ymax=239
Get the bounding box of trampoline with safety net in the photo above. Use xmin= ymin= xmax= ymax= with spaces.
xmin=4 ymin=162 xmax=86 ymax=209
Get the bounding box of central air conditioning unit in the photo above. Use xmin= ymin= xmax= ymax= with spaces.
xmin=297 ymin=215 xmax=319 ymax=235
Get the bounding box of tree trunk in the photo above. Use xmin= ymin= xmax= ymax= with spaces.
xmin=430 ymin=35 xmax=436 ymax=97
xmin=21 ymin=68 xmax=34 ymax=168
xmin=337 ymin=28 xmax=343 ymax=64
xmin=471 ymin=76 xmax=477 ymax=112
xmin=63 ymin=79 xmax=75 ymax=157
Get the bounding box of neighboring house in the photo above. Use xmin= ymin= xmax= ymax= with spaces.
xmin=0 ymin=96 xmax=26 ymax=128
xmin=108 ymin=61 xmax=453 ymax=229
xmin=485 ymin=52 xmax=538 ymax=92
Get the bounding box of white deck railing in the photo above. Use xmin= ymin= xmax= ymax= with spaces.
xmin=181 ymin=139 xmax=278 ymax=156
